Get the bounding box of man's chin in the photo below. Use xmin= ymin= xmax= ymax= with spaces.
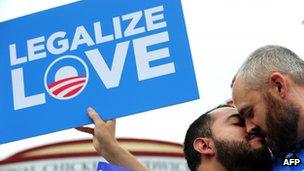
xmin=249 ymin=136 xmax=267 ymax=149
xmin=214 ymin=139 xmax=273 ymax=171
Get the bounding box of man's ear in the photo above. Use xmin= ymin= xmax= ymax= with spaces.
xmin=193 ymin=137 xmax=215 ymax=156
xmin=269 ymin=72 xmax=288 ymax=99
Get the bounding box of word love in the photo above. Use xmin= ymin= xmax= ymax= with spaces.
xmin=9 ymin=5 xmax=175 ymax=110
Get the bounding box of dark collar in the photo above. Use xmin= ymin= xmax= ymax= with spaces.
xmin=286 ymin=139 xmax=304 ymax=158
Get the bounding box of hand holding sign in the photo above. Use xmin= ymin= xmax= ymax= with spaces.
xmin=77 ymin=107 xmax=117 ymax=155
xmin=77 ymin=108 xmax=149 ymax=171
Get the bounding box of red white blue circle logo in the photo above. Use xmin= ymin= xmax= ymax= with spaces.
xmin=44 ymin=55 xmax=89 ymax=100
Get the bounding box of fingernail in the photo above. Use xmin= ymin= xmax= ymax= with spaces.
xmin=87 ymin=107 xmax=93 ymax=112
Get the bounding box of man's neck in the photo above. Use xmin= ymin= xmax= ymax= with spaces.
xmin=197 ymin=159 xmax=226 ymax=171
xmin=298 ymin=106 xmax=304 ymax=142
xmin=294 ymin=85 xmax=304 ymax=142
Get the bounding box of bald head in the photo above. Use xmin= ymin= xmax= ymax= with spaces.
xmin=235 ymin=45 xmax=304 ymax=90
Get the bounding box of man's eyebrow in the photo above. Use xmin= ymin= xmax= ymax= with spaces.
xmin=225 ymin=113 xmax=241 ymax=122
xmin=239 ymin=106 xmax=251 ymax=118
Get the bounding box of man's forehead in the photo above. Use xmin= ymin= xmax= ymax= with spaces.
xmin=210 ymin=107 xmax=239 ymax=120
xmin=232 ymin=75 xmax=251 ymax=108
xmin=232 ymin=75 xmax=248 ymax=94
xmin=232 ymin=76 xmax=266 ymax=117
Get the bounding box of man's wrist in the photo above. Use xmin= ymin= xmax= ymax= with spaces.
xmin=101 ymin=139 xmax=121 ymax=159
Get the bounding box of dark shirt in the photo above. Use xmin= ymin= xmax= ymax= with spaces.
xmin=273 ymin=140 xmax=304 ymax=171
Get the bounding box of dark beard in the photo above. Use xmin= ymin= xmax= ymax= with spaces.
xmin=214 ymin=139 xmax=273 ymax=171
xmin=264 ymin=93 xmax=299 ymax=158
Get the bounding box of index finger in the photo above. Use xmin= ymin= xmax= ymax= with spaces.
xmin=87 ymin=107 xmax=104 ymax=125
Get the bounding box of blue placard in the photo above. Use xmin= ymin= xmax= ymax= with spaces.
xmin=0 ymin=0 xmax=199 ymax=144
xmin=96 ymin=162 xmax=132 ymax=171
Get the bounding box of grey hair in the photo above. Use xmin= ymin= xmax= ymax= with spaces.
xmin=237 ymin=45 xmax=304 ymax=90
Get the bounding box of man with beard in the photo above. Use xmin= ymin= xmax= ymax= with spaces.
xmin=78 ymin=106 xmax=273 ymax=171
xmin=232 ymin=45 xmax=304 ymax=170
xmin=184 ymin=105 xmax=272 ymax=171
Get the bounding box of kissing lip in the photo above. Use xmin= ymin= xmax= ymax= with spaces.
xmin=250 ymin=135 xmax=262 ymax=141
xmin=247 ymin=134 xmax=265 ymax=142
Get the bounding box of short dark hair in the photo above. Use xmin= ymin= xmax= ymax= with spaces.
xmin=183 ymin=104 xmax=231 ymax=171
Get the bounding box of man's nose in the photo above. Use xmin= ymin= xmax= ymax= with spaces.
xmin=245 ymin=119 xmax=257 ymax=133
